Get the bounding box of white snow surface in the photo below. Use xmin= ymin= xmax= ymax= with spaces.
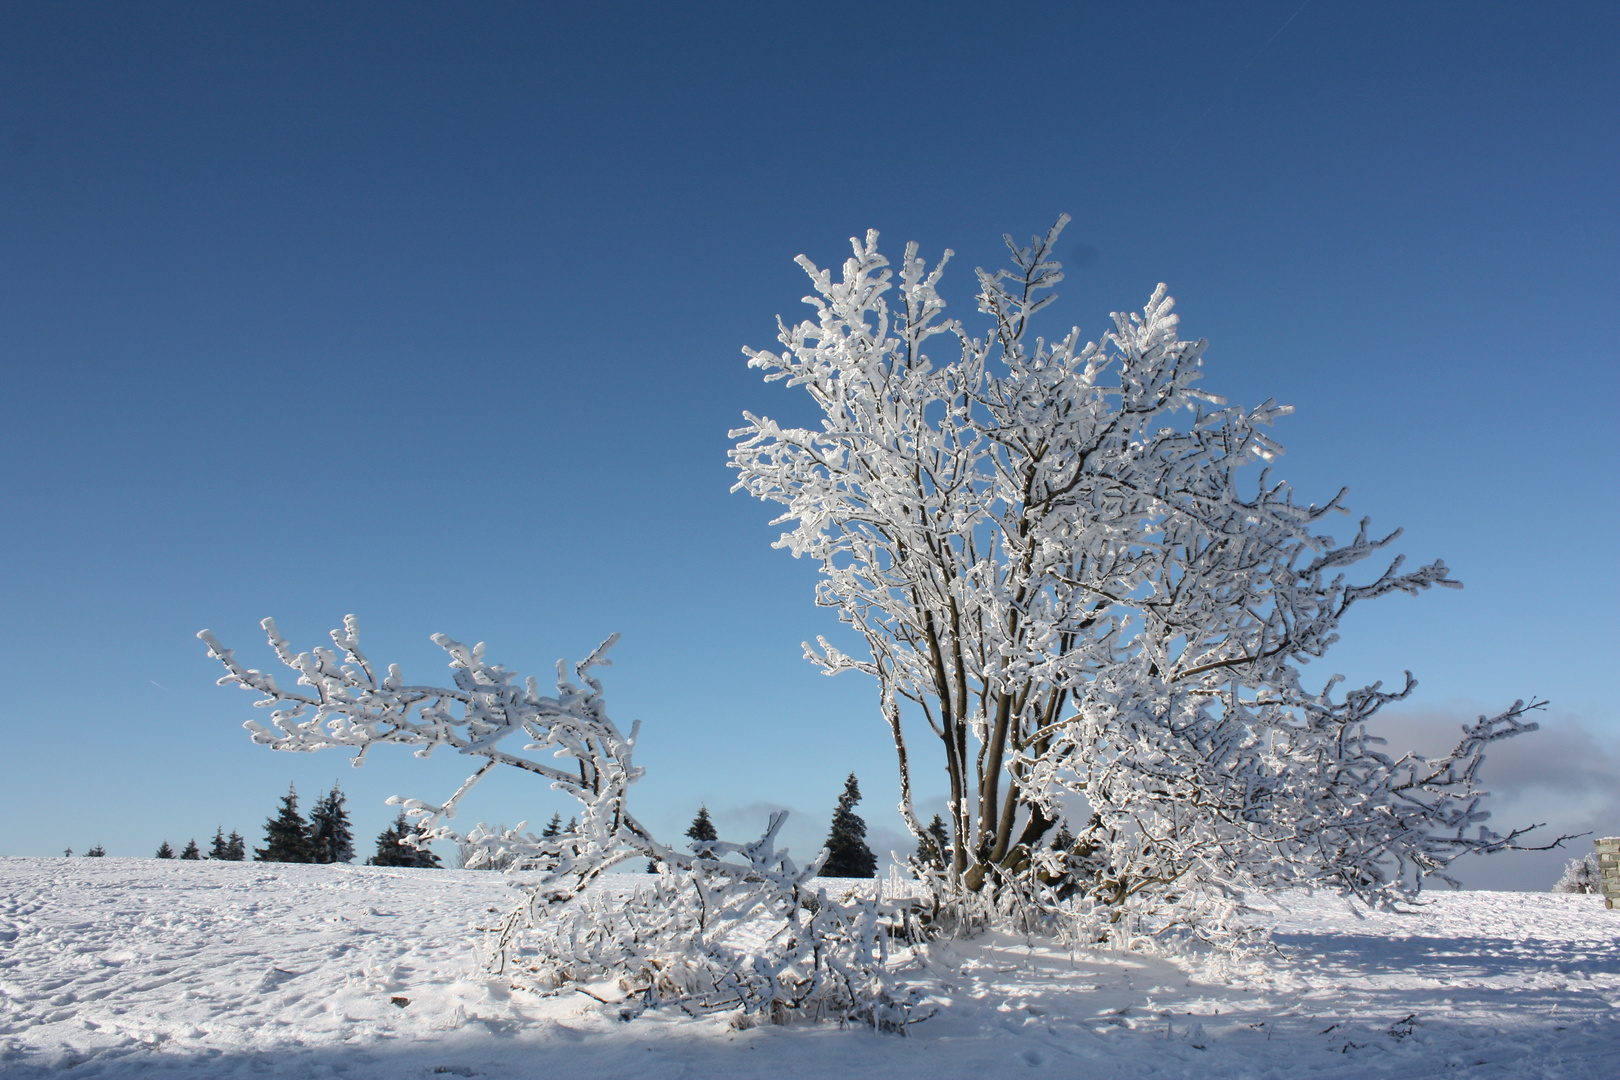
xmin=1 ymin=857 xmax=1616 ymax=1078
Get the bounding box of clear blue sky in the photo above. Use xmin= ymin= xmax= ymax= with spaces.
xmin=2 ymin=2 xmax=1615 ymax=888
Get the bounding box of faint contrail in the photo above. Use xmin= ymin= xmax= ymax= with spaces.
xmin=1168 ymin=0 xmax=1315 ymax=152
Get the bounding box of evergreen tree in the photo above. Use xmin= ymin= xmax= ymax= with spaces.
xmin=820 ymin=773 xmax=877 ymax=878
xmin=255 ymin=783 xmax=315 ymax=862
xmin=541 ymin=812 xmax=563 ymax=838
xmin=367 ymin=811 xmax=443 ymax=868
xmin=565 ymin=816 xmax=578 ymax=835
xmin=63 ymin=848 xmax=72 ymax=858
xmin=180 ymin=838 xmax=202 ymax=860
xmin=225 ymin=830 xmax=247 ymax=861
xmin=368 ymin=814 xmax=406 ymax=865
xmin=155 ymin=840 xmax=175 ymax=859
xmin=308 ymin=782 xmax=355 ymax=864
xmin=685 ymin=805 xmax=718 ymax=853
xmin=914 ymin=813 xmax=951 ymax=871
xmin=84 ymin=845 xmax=105 ymax=857
xmin=208 ymin=826 xmax=230 ymax=859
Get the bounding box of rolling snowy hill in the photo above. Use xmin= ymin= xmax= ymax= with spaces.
xmin=1 ymin=857 xmax=1616 ymax=1078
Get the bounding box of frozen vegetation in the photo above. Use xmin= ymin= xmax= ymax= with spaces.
xmin=185 ymin=222 xmax=1574 ymax=1029
xmin=1 ymin=856 xmax=1617 ymax=1078
xmin=88 ymin=218 xmax=1593 ymax=1072
xmin=729 ymin=217 xmax=1564 ymax=927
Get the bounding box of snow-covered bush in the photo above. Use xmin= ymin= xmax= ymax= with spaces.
xmin=730 ymin=217 xmax=1566 ymax=936
xmin=1554 ymin=854 xmax=1603 ymax=894
xmin=199 ymin=619 xmax=921 ymax=1027
xmin=454 ymin=825 xmax=522 ymax=870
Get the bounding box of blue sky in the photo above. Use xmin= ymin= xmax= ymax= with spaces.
xmin=2 ymin=2 xmax=1615 ymax=888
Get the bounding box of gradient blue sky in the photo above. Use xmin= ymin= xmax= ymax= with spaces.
xmin=2 ymin=2 xmax=1615 ymax=888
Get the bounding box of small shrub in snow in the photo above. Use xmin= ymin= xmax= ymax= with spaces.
xmin=455 ymin=824 xmax=522 ymax=870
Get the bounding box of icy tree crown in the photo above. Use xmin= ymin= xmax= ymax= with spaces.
xmin=731 ymin=217 xmax=1554 ymax=917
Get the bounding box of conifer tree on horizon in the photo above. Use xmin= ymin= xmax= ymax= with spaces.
xmin=820 ymin=773 xmax=877 ymax=878
xmin=208 ymin=826 xmax=230 ymax=860
xmin=225 ymin=830 xmax=246 ymax=861
xmin=541 ymin=813 xmax=563 ymax=838
xmin=914 ymin=813 xmax=951 ymax=872
xmin=155 ymin=840 xmax=175 ymax=859
xmin=180 ymin=838 xmax=201 ymax=860
xmin=255 ymin=783 xmax=315 ymax=862
xmin=685 ymin=805 xmax=718 ymax=854
xmin=84 ymin=845 xmax=105 ymax=857
xmin=367 ymin=811 xmax=443 ymax=868
xmin=308 ymin=782 xmax=355 ymax=864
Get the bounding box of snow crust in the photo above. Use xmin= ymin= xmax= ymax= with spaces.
xmin=2 ymin=857 xmax=1617 ymax=1078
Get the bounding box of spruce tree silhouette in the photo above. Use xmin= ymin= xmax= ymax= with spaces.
xmin=914 ymin=813 xmax=951 ymax=871
xmin=255 ymin=783 xmax=314 ymax=862
xmin=308 ymin=783 xmax=355 ymax=864
xmin=821 ymin=773 xmax=877 ymax=878
xmin=685 ymin=805 xmax=718 ymax=854
xmin=367 ymin=812 xmax=442 ymax=868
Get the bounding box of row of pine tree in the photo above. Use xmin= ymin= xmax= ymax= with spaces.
xmin=71 ymin=783 xmax=441 ymax=867
xmin=658 ymin=772 xmax=882 ymax=878
xmin=78 ymin=772 xmax=912 ymax=876
xmin=246 ymin=782 xmax=443 ymax=867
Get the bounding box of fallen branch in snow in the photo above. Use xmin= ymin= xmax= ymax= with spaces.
xmin=200 ymin=617 xmax=923 ymax=1028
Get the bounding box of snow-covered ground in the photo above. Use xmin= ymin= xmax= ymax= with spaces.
xmin=1 ymin=857 xmax=1616 ymax=1078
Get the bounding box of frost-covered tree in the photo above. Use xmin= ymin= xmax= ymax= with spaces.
xmin=200 ymin=618 xmax=921 ymax=1025
xmin=1554 ymin=854 xmax=1603 ymax=894
xmin=730 ymin=217 xmax=1563 ymax=927
xmin=256 ymin=783 xmax=314 ymax=863
xmin=180 ymin=838 xmax=202 ymax=860
xmin=457 ymin=823 xmax=522 ymax=870
xmin=369 ymin=811 xmax=443 ymax=868
xmin=155 ymin=841 xmax=175 ymax=859
xmin=822 ymin=774 xmax=877 ymax=878
xmin=309 ymin=782 xmax=355 ymax=864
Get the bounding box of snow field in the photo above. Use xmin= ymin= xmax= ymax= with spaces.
xmin=1 ymin=857 xmax=1616 ymax=1078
